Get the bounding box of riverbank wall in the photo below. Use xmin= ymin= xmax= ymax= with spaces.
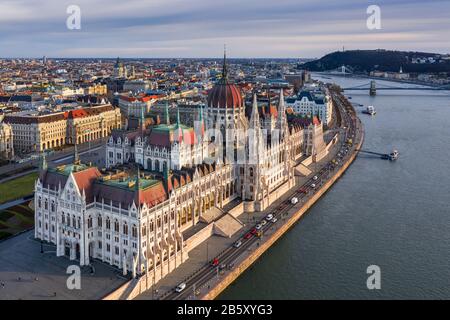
xmin=200 ymin=122 xmax=364 ymax=300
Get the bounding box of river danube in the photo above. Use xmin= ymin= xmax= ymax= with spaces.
xmin=219 ymin=74 xmax=450 ymax=299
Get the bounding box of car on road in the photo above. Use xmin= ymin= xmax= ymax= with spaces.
xmin=291 ymin=197 xmax=298 ymax=204
xmin=261 ymin=220 xmax=267 ymax=226
xmin=266 ymin=214 xmax=273 ymax=221
xmin=175 ymin=282 xmax=186 ymax=293
xmin=211 ymin=258 xmax=219 ymax=267
xmin=313 ymin=175 xmax=318 ymax=181
xmin=271 ymin=217 xmax=278 ymax=223
xmin=299 ymin=187 xmax=307 ymax=194
xmin=255 ymin=224 xmax=262 ymax=230
xmin=219 ymin=263 xmax=227 ymax=270
xmin=311 ymin=183 xmax=316 ymax=188
xmin=251 ymin=228 xmax=258 ymax=235
xmin=234 ymin=240 xmax=242 ymax=248
xmin=244 ymin=232 xmax=252 ymax=239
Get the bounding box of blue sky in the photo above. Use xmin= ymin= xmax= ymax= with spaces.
xmin=0 ymin=0 xmax=449 ymax=58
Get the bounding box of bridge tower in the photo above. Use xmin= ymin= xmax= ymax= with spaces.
xmin=370 ymin=80 xmax=376 ymax=96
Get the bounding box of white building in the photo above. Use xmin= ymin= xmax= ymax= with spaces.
xmin=35 ymin=55 xmax=320 ymax=286
xmin=285 ymin=88 xmax=333 ymax=126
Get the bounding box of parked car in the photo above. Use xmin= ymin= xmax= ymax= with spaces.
xmin=291 ymin=197 xmax=298 ymax=204
xmin=271 ymin=217 xmax=278 ymax=223
xmin=255 ymin=224 xmax=262 ymax=230
xmin=311 ymin=183 xmax=316 ymax=188
xmin=244 ymin=232 xmax=252 ymax=239
xmin=261 ymin=220 xmax=267 ymax=226
xmin=251 ymin=228 xmax=258 ymax=235
xmin=313 ymin=175 xmax=318 ymax=181
xmin=234 ymin=240 xmax=242 ymax=248
xmin=175 ymin=283 xmax=186 ymax=293
xmin=266 ymin=214 xmax=273 ymax=221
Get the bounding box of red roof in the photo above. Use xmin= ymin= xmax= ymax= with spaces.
xmin=207 ymin=81 xmax=243 ymax=109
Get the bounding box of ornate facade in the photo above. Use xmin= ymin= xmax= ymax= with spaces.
xmin=0 ymin=113 xmax=14 ymax=160
xmin=35 ymin=56 xmax=323 ymax=284
xmin=4 ymin=104 xmax=121 ymax=154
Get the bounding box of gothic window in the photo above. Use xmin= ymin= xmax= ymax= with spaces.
xmin=72 ymin=215 xmax=76 ymax=228
xmin=250 ymin=167 xmax=254 ymax=177
xmin=142 ymin=225 xmax=147 ymax=237
xmin=98 ymin=216 xmax=102 ymax=227
xmin=51 ymin=201 xmax=55 ymax=212
xmin=155 ymin=160 xmax=160 ymax=171
xmin=132 ymin=224 xmax=137 ymax=238
xmin=162 ymin=161 xmax=167 ymax=172
xmin=123 ymin=222 xmax=128 ymax=235
xmin=150 ymin=221 xmax=154 ymax=232
xmin=88 ymin=216 xmax=92 ymax=228
xmin=62 ymin=214 xmax=65 ymax=224
xmin=147 ymin=158 xmax=152 ymax=170
xmin=106 ymin=217 xmax=111 ymax=230
xmin=38 ymin=197 xmax=42 ymax=208
xmin=114 ymin=220 xmax=119 ymax=233
xmin=44 ymin=199 xmax=48 ymax=210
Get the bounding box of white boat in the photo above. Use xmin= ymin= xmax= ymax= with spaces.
xmin=363 ymin=105 xmax=376 ymax=115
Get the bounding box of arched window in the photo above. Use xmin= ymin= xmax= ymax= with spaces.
xmin=147 ymin=158 xmax=152 ymax=170
xmin=155 ymin=160 xmax=160 ymax=171
xmin=88 ymin=216 xmax=92 ymax=228
xmin=123 ymin=222 xmax=128 ymax=235
xmin=44 ymin=199 xmax=48 ymax=210
xmin=51 ymin=201 xmax=55 ymax=212
xmin=114 ymin=220 xmax=119 ymax=233
xmin=38 ymin=197 xmax=42 ymax=208
xmin=249 ymin=167 xmax=254 ymax=177
xmin=62 ymin=214 xmax=65 ymax=224
xmin=142 ymin=225 xmax=147 ymax=237
xmin=72 ymin=215 xmax=76 ymax=228
xmin=106 ymin=217 xmax=111 ymax=230
xmin=97 ymin=216 xmax=102 ymax=227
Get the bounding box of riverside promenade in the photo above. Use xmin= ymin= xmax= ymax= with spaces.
xmin=130 ymin=90 xmax=363 ymax=300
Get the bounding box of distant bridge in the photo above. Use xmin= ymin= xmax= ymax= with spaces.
xmin=319 ymin=65 xmax=450 ymax=94
xmin=342 ymin=81 xmax=450 ymax=92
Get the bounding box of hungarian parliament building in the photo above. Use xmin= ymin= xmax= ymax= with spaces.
xmin=34 ymin=58 xmax=329 ymax=286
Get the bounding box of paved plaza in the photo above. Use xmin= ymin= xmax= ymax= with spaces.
xmin=0 ymin=230 xmax=128 ymax=300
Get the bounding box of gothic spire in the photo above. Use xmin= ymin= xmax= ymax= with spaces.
xmin=165 ymin=101 xmax=170 ymax=125
xmin=222 ymin=45 xmax=228 ymax=80
xmin=250 ymin=93 xmax=260 ymax=128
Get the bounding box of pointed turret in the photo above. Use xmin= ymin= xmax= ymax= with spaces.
xmin=175 ymin=107 xmax=183 ymax=142
xmin=250 ymin=93 xmax=260 ymax=128
xmin=165 ymin=101 xmax=170 ymax=125
xmin=198 ymin=105 xmax=205 ymax=136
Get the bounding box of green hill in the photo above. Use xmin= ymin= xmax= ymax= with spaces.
xmin=301 ymin=50 xmax=450 ymax=74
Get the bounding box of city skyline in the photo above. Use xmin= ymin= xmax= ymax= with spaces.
xmin=1 ymin=0 xmax=449 ymax=58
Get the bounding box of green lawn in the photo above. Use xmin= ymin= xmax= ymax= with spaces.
xmin=0 ymin=172 xmax=38 ymax=204
xmin=0 ymin=203 xmax=34 ymax=239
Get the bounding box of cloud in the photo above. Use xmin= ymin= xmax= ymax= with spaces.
xmin=0 ymin=0 xmax=449 ymax=57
